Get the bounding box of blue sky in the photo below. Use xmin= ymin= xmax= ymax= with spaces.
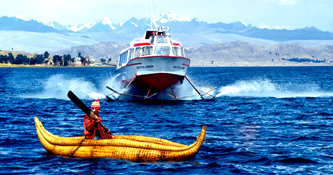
xmin=0 ymin=0 xmax=332 ymax=32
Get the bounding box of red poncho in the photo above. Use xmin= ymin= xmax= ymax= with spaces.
xmin=83 ymin=114 xmax=113 ymax=139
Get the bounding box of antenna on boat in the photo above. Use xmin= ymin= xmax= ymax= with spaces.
xmin=150 ymin=0 xmax=153 ymax=29
xmin=149 ymin=0 xmax=157 ymax=29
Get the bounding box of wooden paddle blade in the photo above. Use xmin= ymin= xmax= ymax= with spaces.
xmin=67 ymin=91 xmax=96 ymax=119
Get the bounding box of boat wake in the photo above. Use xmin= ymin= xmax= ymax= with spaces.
xmin=103 ymin=74 xmax=123 ymax=100
xmin=216 ymin=79 xmax=333 ymax=98
xmin=22 ymin=75 xmax=332 ymax=101
xmin=173 ymin=79 xmax=216 ymax=100
xmin=21 ymin=74 xmax=107 ymax=100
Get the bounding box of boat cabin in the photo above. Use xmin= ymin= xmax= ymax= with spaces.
xmin=117 ymin=29 xmax=188 ymax=68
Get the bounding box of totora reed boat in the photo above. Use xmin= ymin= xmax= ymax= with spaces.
xmin=34 ymin=117 xmax=206 ymax=161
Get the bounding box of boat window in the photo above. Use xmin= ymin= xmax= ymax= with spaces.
xmin=183 ymin=48 xmax=188 ymax=57
xmin=120 ymin=50 xmax=128 ymax=66
xmin=154 ymin=46 xmax=170 ymax=55
xmin=141 ymin=47 xmax=146 ymax=56
xmin=119 ymin=52 xmax=126 ymax=66
xmin=150 ymin=36 xmax=155 ymax=44
xmin=127 ymin=49 xmax=131 ymax=62
xmin=129 ymin=48 xmax=134 ymax=59
xmin=135 ymin=47 xmax=141 ymax=57
xmin=118 ymin=55 xmax=121 ymax=67
xmin=119 ymin=54 xmax=124 ymax=66
xmin=145 ymin=46 xmax=153 ymax=55
xmin=172 ymin=47 xmax=182 ymax=56
xmin=126 ymin=51 xmax=129 ymax=64
xmin=155 ymin=36 xmax=169 ymax=44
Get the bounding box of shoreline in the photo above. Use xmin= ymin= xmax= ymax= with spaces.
xmin=0 ymin=63 xmax=332 ymax=68
xmin=0 ymin=63 xmax=117 ymax=68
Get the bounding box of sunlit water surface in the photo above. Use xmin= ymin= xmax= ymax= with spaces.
xmin=0 ymin=67 xmax=332 ymax=174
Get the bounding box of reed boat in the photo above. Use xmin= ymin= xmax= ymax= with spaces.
xmin=34 ymin=117 xmax=206 ymax=161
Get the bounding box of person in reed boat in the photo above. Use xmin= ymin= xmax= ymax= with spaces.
xmin=83 ymin=99 xmax=114 ymax=139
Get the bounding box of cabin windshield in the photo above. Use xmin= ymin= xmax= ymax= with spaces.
xmin=155 ymin=36 xmax=169 ymax=44
xmin=154 ymin=46 xmax=170 ymax=55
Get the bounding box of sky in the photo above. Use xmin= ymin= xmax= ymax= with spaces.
xmin=0 ymin=0 xmax=332 ymax=32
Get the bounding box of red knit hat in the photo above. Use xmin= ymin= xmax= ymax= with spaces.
xmin=91 ymin=99 xmax=100 ymax=109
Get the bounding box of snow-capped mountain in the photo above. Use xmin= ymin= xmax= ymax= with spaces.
xmin=74 ymin=18 xmax=118 ymax=33
xmin=1 ymin=14 xmax=332 ymax=41
xmin=1 ymin=13 xmax=333 ymax=53
xmin=156 ymin=12 xmax=191 ymax=23
xmin=0 ymin=16 xmax=58 ymax=32
xmin=68 ymin=23 xmax=95 ymax=32
xmin=118 ymin=17 xmax=149 ymax=33
xmin=47 ymin=21 xmax=71 ymax=32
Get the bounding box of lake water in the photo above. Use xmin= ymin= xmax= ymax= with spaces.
xmin=0 ymin=67 xmax=332 ymax=174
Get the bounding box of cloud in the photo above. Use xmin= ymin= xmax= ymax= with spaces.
xmin=278 ymin=0 xmax=298 ymax=5
xmin=263 ymin=0 xmax=299 ymax=6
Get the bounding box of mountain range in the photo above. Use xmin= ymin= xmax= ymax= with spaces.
xmin=2 ymin=13 xmax=333 ymax=41
xmin=0 ymin=13 xmax=333 ymax=66
xmin=1 ymin=14 xmax=333 ymax=50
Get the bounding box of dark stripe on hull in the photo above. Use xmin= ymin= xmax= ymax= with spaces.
xmin=133 ymin=73 xmax=184 ymax=94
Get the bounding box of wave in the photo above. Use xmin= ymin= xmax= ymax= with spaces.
xmin=278 ymin=157 xmax=318 ymax=164
xmin=216 ymin=79 xmax=333 ymax=98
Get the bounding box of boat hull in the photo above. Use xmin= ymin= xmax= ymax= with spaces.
xmin=115 ymin=56 xmax=190 ymax=100
xmin=34 ymin=117 xmax=206 ymax=161
xmin=133 ymin=73 xmax=184 ymax=93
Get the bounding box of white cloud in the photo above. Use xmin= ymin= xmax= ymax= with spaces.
xmin=278 ymin=0 xmax=298 ymax=5
xmin=263 ymin=0 xmax=299 ymax=6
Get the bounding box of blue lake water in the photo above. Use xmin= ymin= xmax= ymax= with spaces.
xmin=0 ymin=67 xmax=332 ymax=174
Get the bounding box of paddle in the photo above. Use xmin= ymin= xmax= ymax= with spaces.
xmin=67 ymin=90 xmax=111 ymax=134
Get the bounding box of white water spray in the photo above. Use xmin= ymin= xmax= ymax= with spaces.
xmin=23 ymin=74 xmax=106 ymax=100
xmin=217 ymin=79 xmax=333 ymax=98
xmin=173 ymin=77 xmax=216 ymax=100
xmin=101 ymin=74 xmax=123 ymax=100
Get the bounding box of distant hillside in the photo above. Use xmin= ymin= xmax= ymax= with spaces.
xmin=51 ymin=41 xmax=333 ymax=67
xmin=50 ymin=42 xmax=128 ymax=63
xmin=0 ymin=31 xmax=99 ymax=53
xmin=187 ymin=41 xmax=333 ymax=66
xmin=0 ymin=50 xmax=36 ymax=58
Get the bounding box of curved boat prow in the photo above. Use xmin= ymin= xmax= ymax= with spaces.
xmin=34 ymin=117 xmax=206 ymax=161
